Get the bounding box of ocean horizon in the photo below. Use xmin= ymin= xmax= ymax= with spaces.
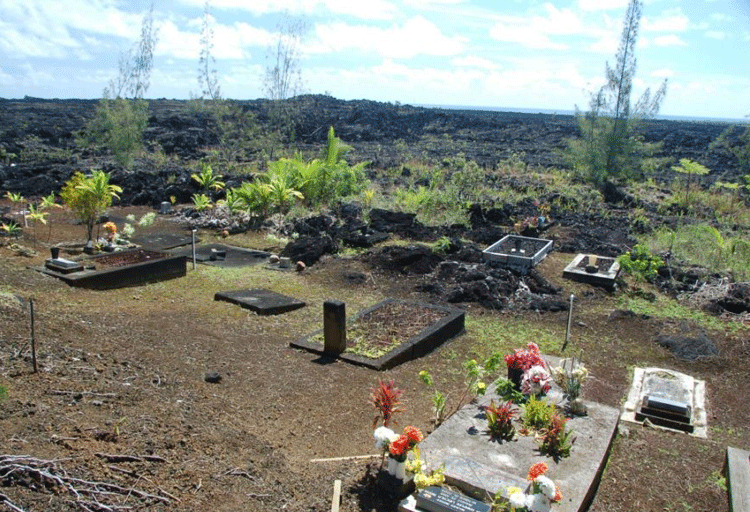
xmin=416 ymin=103 xmax=749 ymax=125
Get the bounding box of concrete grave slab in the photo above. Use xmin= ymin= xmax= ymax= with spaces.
xmin=214 ymin=288 xmax=305 ymax=315
xmin=562 ymin=254 xmax=620 ymax=290
xmin=130 ymin=232 xmax=197 ymax=250
xmin=726 ymin=446 xmax=750 ymax=512
xmin=621 ymin=367 xmax=707 ymax=437
xmin=168 ymin=244 xmax=270 ymax=267
xmin=418 ymin=371 xmax=619 ymax=512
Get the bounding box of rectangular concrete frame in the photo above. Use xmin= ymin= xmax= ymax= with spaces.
xmin=482 ymin=235 xmax=553 ymax=274
xmin=562 ymin=253 xmax=621 ymax=289
xmin=621 ymin=367 xmax=707 ymax=438
xmin=214 ymin=288 xmax=306 ymax=315
xmin=726 ymin=446 xmax=750 ymax=512
xmin=417 ymin=372 xmax=620 ymax=512
xmin=38 ymin=251 xmax=187 ymax=290
xmin=290 ymin=299 xmax=465 ymax=370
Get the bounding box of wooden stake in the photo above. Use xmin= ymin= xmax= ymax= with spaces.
xmin=562 ymin=293 xmax=574 ymax=352
xmin=29 ymin=297 xmax=37 ymax=373
xmin=331 ymin=479 xmax=342 ymax=512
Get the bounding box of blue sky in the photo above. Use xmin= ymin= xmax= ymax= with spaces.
xmin=0 ymin=0 xmax=748 ymax=119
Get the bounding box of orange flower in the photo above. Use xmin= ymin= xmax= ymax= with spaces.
xmin=527 ymin=462 xmax=548 ymax=481
xmin=553 ymin=485 xmax=563 ymax=502
xmin=389 ymin=435 xmax=410 ymax=457
xmin=403 ymin=426 xmax=423 ymax=445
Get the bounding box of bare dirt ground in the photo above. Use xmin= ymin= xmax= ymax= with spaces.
xmin=1 ymin=204 xmax=748 ymax=512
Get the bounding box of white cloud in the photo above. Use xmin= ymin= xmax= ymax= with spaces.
xmin=311 ymin=16 xmax=465 ymax=58
xmin=576 ymin=0 xmax=628 ymax=12
xmin=488 ymin=4 xmax=600 ymax=51
xmin=155 ymin=19 xmax=272 ymax=61
xmin=405 ymin=0 xmax=464 ymax=6
xmin=654 ymin=34 xmax=687 ymax=47
xmin=651 ymin=68 xmax=674 ymax=79
xmin=451 ymin=56 xmax=500 ymax=70
xmin=704 ymin=31 xmax=726 ymax=40
xmin=176 ymin=0 xmax=399 ymax=20
xmin=643 ymin=8 xmax=689 ymax=33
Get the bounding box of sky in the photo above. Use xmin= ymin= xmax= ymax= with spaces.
xmin=0 ymin=0 xmax=748 ymax=120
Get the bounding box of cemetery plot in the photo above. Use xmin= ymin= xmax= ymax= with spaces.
xmin=38 ymin=249 xmax=186 ymax=289
xmin=417 ymin=380 xmax=620 ymax=512
xmin=621 ymin=367 xmax=707 ymax=437
xmin=290 ymin=299 xmax=465 ymax=370
xmin=482 ymin=235 xmax=553 ymax=274
xmin=214 ymin=288 xmax=306 ymax=315
xmin=562 ymin=254 xmax=620 ymax=290
xmin=167 ymin=243 xmax=270 ymax=267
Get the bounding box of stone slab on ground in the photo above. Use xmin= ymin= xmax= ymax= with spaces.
xmin=621 ymin=367 xmax=707 ymax=438
xmin=168 ymin=243 xmax=270 ymax=267
xmin=418 ymin=379 xmax=619 ymax=512
xmin=214 ymin=288 xmax=305 ymax=315
xmin=726 ymin=446 xmax=750 ymax=512
xmin=130 ymin=232 xmax=196 ymax=250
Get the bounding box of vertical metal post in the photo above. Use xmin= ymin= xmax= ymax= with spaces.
xmin=191 ymin=229 xmax=197 ymax=270
xmin=29 ymin=297 xmax=37 ymax=373
xmin=563 ymin=294 xmax=574 ymax=352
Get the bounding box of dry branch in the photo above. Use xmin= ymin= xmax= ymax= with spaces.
xmin=0 ymin=454 xmax=174 ymax=511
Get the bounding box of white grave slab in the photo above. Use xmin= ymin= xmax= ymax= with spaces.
xmin=621 ymin=367 xmax=707 ymax=438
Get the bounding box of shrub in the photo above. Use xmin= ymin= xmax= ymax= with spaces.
xmin=79 ymin=98 xmax=149 ymax=168
xmin=539 ymin=412 xmax=575 ymax=459
xmin=521 ymin=395 xmax=554 ymax=431
xmin=60 ymin=170 xmax=122 ymax=244
xmin=370 ymin=380 xmax=404 ymax=428
xmin=485 ymin=399 xmax=517 ymax=441
xmin=618 ymin=244 xmax=664 ymax=281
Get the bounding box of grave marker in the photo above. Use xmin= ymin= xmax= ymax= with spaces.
xmin=415 ymin=486 xmax=491 ymax=512
xmin=324 ymin=300 xmax=346 ymax=354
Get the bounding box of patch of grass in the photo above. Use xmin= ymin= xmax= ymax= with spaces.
xmin=617 ymin=294 xmax=747 ymax=334
xmin=0 ymin=384 xmax=6 ymax=401
xmin=464 ymin=315 xmax=566 ymax=360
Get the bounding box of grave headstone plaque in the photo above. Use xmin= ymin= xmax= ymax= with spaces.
xmin=415 ymin=486 xmax=491 ymax=512
xmin=323 ymin=300 xmax=346 ymax=354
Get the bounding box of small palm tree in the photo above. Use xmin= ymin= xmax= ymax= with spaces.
xmin=61 ymin=170 xmax=123 ymax=244
xmin=191 ymin=163 xmax=225 ymax=192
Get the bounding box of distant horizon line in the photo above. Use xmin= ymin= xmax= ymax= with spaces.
xmin=416 ymin=103 xmax=749 ymax=124
xmin=2 ymin=94 xmax=747 ymax=124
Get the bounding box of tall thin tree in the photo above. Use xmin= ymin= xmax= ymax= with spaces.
xmin=198 ymin=1 xmax=221 ymax=101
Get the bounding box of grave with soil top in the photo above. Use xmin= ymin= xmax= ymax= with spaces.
xmin=37 ymin=248 xmax=186 ymax=289
xmin=291 ymin=298 xmax=465 ymax=370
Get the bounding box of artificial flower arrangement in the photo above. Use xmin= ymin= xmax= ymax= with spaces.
xmin=501 ymin=462 xmax=562 ymax=512
xmin=102 ymin=221 xmax=117 ymax=242
xmin=504 ymin=343 xmax=552 ymax=398
xmin=373 ymin=424 xmax=424 ymax=481
xmin=549 ymin=357 xmax=589 ymax=401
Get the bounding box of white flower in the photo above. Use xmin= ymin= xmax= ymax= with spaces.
xmin=522 ymin=365 xmax=553 ymax=395
xmin=373 ymin=426 xmax=396 ymax=451
xmin=535 ymin=475 xmax=556 ymax=500
xmin=508 ymin=491 xmax=527 ymax=509
xmin=526 ymin=492 xmax=552 ymax=512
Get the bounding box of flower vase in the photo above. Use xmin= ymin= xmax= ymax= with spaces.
xmin=508 ymin=367 xmax=523 ymax=391
xmin=394 ymin=461 xmax=407 ymax=481
xmin=569 ymin=397 xmax=587 ymax=416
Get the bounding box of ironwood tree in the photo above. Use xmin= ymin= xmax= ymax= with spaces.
xmin=564 ymin=0 xmax=667 ymax=186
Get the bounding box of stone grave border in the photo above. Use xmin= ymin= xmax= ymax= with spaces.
xmin=725 ymin=446 xmax=750 ymax=512
xmin=620 ymin=367 xmax=707 ymax=438
xmin=562 ymin=253 xmax=621 ymax=290
xmin=290 ymin=298 xmax=465 ymax=370
xmin=214 ymin=288 xmax=306 ymax=315
xmin=482 ymin=234 xmax=553 ymax=274
xmin=36 ymin=249 xmax=187 ymax=290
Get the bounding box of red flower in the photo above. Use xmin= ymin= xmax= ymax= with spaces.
xmin=403 ymin=425 xmax=423 ymax=445
xmin=389 ymin=435 xmax=410 ymax=457
xmin=553 ymin=485 xmax=563 ymax=502
xmin=505 ymin=342 xmax=545 ymax=371
xmin=527 ymin=462 xmax=548 ymax=481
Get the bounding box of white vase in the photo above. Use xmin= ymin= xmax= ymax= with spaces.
xmin=387 ymin=457 xmax=407 ymax=481
xmin=394 ymin=461 xmax=407 ymax=481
